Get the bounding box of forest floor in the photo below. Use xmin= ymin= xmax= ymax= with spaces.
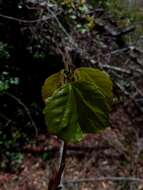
xmin=0 ymin=100 xmax=143 ymax=190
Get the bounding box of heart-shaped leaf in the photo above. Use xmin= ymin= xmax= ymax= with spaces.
xmin=44 ymin=80 xmax=110 ymax=142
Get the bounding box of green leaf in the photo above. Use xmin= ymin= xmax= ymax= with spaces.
xmin=44 ymin=83 xmax=84 ymax=142
xmin=44 ymin=80 xmax=110 ymax=143
xmin=73 ymin=81 xmax=109 ymax=133
xmin=42 ymin=70 xmax=64 ymax=102
xmin=74 ymin=67 xmax=113 ymax=104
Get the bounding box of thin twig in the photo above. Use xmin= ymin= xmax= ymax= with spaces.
xmin=47 ymin=1 xmax=78 ymax=48
xmin=0 ymin=112 xmax=12 ymax=126
xmin=64 ymin=176 xmax=143 ymax=184
xmin=0 ymin=13 xmax=54 ymax=23
xmin=102 ymin=64 xmax=131 ymax=74
xmin=109 ymin=47 xmax=130 ymax=55
xmin=1 ymin=92 xmax=38 ymax=136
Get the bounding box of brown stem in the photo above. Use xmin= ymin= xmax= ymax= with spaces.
xmin=48 ymin=141 xmax=67 ymax=190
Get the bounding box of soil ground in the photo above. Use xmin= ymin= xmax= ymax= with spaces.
xmin=0 ymin=101 xmax=143 ymax=190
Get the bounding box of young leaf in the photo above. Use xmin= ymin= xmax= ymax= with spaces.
xmin=42 ymin=70 xmax=64 ymax=102
xmin=74 ymin=67 xmax=113 ymax=104
xmin=43 ymin=83 xmax=84 ymax=142
xmin=44 ymin=80 xmax=111 ymax=143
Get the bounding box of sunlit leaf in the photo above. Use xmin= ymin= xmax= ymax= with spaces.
xmin=42 ymin=70 xmax=64 ymax=102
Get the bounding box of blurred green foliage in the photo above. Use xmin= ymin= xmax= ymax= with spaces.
xmin=56 ymin=0 xmax=95 ymax=33
xmin=0 ymin=42 xmax=10 ymax=60
xmin=104 ymin=0 xmax=143 ymax=24
xmin=102 ymin=0 xmax=143 ymax=43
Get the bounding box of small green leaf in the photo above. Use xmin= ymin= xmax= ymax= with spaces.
xmin=74 ymin=67 xmax=113 ymax=104
xmin=42 ymin=70 xmax=64 ymax=102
